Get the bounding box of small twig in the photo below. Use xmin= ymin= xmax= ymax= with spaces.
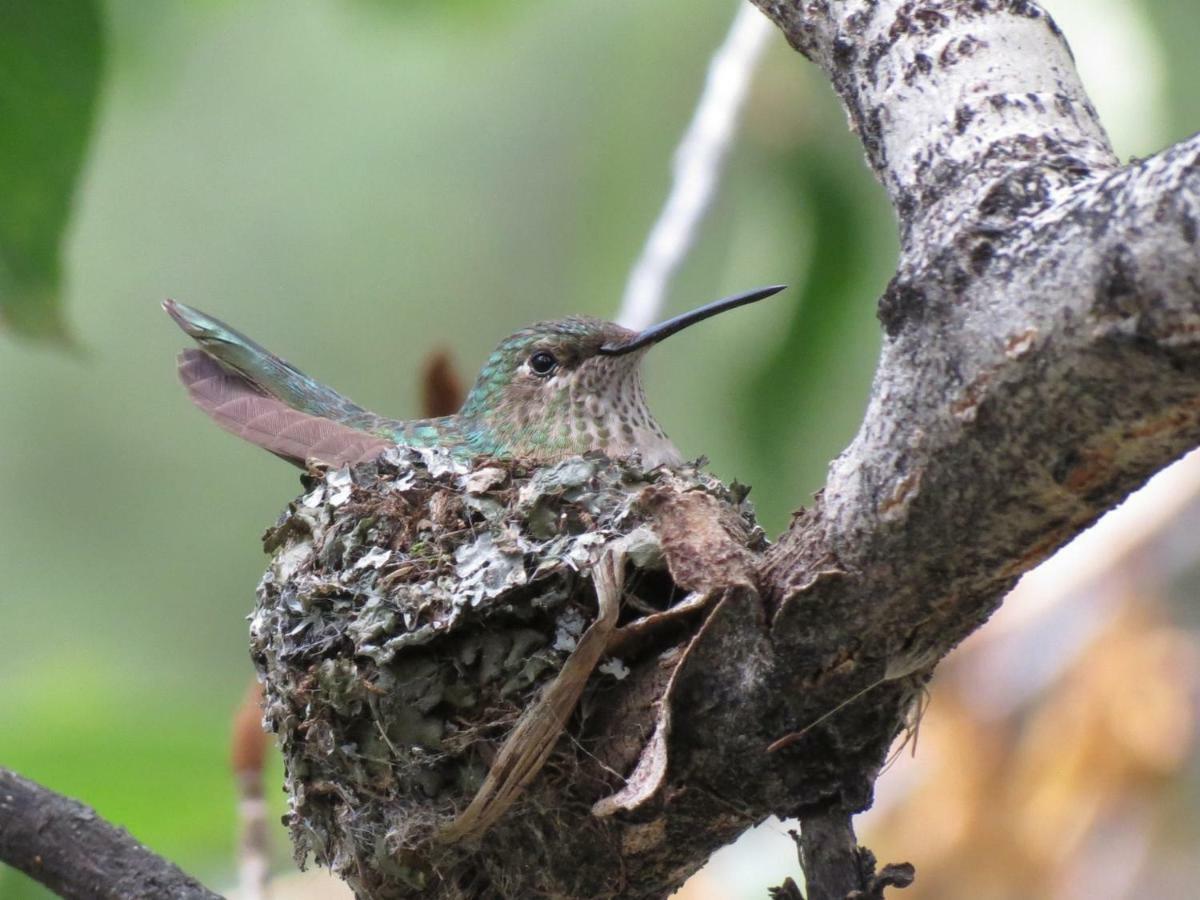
xmin=790 ymin=815 xmax=912 ymax=900
xmin=0 ymin=766 xmax=223 ymax=900
xmin=617 ymin=2 xmax=772 ymax=330
xmin=797 ymin=816 xmax=862 ymax=900
xmin=769 ymin=876 xmax=806 ymax=900
xmin=767 ymin=677 xmax=887 ymax=753
xmin=849 ymin=863 xmax=916 ymax=900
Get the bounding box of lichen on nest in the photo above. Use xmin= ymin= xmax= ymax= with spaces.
xmin=251 ymin=445 xmax=764 ymax=898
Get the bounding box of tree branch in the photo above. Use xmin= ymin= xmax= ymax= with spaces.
xmin=0 ymin=767 xmax=223 ymax=900
xmin=797 ymin=813 xmax=864 ymax=900
xmin=755 ymin=0 xmax=1118 ymax=243
xmin=754 ymin=0 xmax=1200 ymax=728
xmin=740 ymin=0 xmax=1200 ymax=888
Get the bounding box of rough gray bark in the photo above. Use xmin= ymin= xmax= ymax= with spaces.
xmin=751 ymin=0 xmax=1200 ymax=892
xmin=0 ymin=767 xmax=223 ymax=900
xmin=378 ymin=1 xmax=1200 ymax=897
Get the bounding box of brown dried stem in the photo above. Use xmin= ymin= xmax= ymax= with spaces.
xmin=440 ymin=547 xmax=625 ymax=843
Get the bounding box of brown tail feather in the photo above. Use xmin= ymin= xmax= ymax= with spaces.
xmin=178 ymin=350 xmax=392 ymax=467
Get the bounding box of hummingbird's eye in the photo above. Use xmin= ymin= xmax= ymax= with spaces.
xmin=528 ymin=350 xmax=558 ymax=376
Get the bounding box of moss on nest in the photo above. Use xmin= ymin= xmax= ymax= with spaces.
xmin=251 ymin=446 xmax=763 ymax=898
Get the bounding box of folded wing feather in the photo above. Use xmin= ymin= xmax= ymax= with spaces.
xmin=178 ymin=349 xmax=392 ymax=468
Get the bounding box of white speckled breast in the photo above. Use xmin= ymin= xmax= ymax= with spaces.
xmin=567 ymin=353 xmax=682 ymax=468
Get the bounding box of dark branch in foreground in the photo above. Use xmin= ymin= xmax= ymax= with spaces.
xmin=0 ymin=767 xmax=223 ymax=900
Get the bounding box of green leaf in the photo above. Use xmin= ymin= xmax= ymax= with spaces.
xmin=738 ymin=143 xmax=896 ymax=525
xmin=0 ymin=0 xmax=104 ymax=341
xmin=1142 ymin=0 xmax=1200 ymax=145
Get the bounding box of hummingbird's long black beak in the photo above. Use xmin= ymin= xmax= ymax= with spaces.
xmin=599 ymin=284 xmax=786 ymax=356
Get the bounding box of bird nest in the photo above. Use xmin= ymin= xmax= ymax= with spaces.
xmin=251 ymin=446 xmax=765 ymax=898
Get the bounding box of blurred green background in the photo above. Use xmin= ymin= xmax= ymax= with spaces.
xmin=1 ymin=0 xmax=1196 ymax=896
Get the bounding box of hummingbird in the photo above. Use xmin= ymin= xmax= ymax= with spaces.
xmin=164 ymin=285 xmax=784 ymax=470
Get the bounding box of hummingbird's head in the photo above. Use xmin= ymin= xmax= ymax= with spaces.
xmin=458 ymin=285 xmax=785 ymax=467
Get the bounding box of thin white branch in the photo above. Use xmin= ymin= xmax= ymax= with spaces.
xmin=617 ymin=3 xmax=772 ymax=331
xmin=229 ymin=681 xmax=272 ymax=900
xmin=235 ymin=784 xmax=270 ymax=900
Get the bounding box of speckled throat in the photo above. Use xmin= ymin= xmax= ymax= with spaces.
xmin=565 ymin=351 xmax=680 ymax=467
xmin=458 ymin=347 xmax=681 ymax=468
